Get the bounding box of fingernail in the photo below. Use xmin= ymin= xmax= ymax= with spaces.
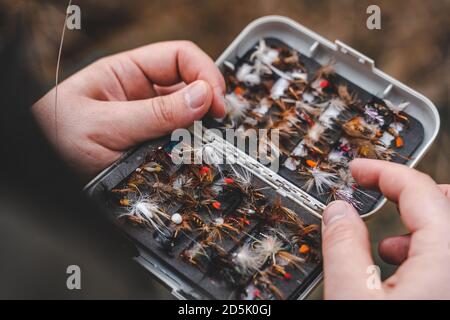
xmin=185 ymin=81 xmax=207 ymax=109
xmin=322 ymin=201 xmax=349 ymax=226
xmin=218 ymin=94 xmax=227 ymax=115
xmin=214 ymin=87 xmax=225 ymax=100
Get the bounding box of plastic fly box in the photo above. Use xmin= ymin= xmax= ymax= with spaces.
xmin=84 ymin=16 xmax=440 ymax=300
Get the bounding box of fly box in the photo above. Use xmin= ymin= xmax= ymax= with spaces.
xmin=84 ymin=16 xmax=440 ymax=300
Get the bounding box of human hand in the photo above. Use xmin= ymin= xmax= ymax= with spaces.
xmin=33 ymin=41 xmax=226 ymax=178
xmin=321 ymin=158 xmax=450 ymax=299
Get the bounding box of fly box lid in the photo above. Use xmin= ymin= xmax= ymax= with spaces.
xmin=85 ymin=16 xmax=440 ymax=300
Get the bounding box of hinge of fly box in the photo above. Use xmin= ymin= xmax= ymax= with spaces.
xmin=197 ymin=129 xmax=325 ymax=219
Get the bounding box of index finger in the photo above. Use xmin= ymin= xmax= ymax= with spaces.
xmin=350 ymin=159 xmax=450 ymax=233
xmin=127 ymin=41 xmax=226 ymax=118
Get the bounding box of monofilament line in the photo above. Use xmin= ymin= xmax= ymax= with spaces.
xmin=54 ymin=0 xmax=72 ymax=152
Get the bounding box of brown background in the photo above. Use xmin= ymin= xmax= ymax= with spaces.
xmin=6 ymin=0 xmax=449 ymax=299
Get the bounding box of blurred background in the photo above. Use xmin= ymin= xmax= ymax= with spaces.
xmin=1 ymin=0 xmax=449 ymax=299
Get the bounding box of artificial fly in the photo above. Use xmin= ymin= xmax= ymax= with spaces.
xmin=118 ymin=196 xmax=170 ymax=234
xmin=300 ymin=166 xmax=337 ymax=195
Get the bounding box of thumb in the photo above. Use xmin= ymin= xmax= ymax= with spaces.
xmin=322 ymin=201 xmax=382 ymax=299
xmin=109 ymin=80 xmax=213 ymax=144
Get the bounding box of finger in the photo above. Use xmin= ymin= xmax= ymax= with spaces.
xmin=322 ymin=201 xmax=382 ymax=299
xmin=154 ymin=82 xmax=186 ymax=96
xmin=126 ymin=41 xmax=225 ymax=118
xmin=97 ymin=80 xmax=213 ymax=148
xmin=378 ymin=234 xmax=411 ymax=265
xmin=439 ymin=184 xmax=450 ymax=199
xmin=350 ymin=159 xmax=450 ymax=233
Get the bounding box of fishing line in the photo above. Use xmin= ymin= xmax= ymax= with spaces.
xmin=54 ymin=0 xmax=72 ymax=152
